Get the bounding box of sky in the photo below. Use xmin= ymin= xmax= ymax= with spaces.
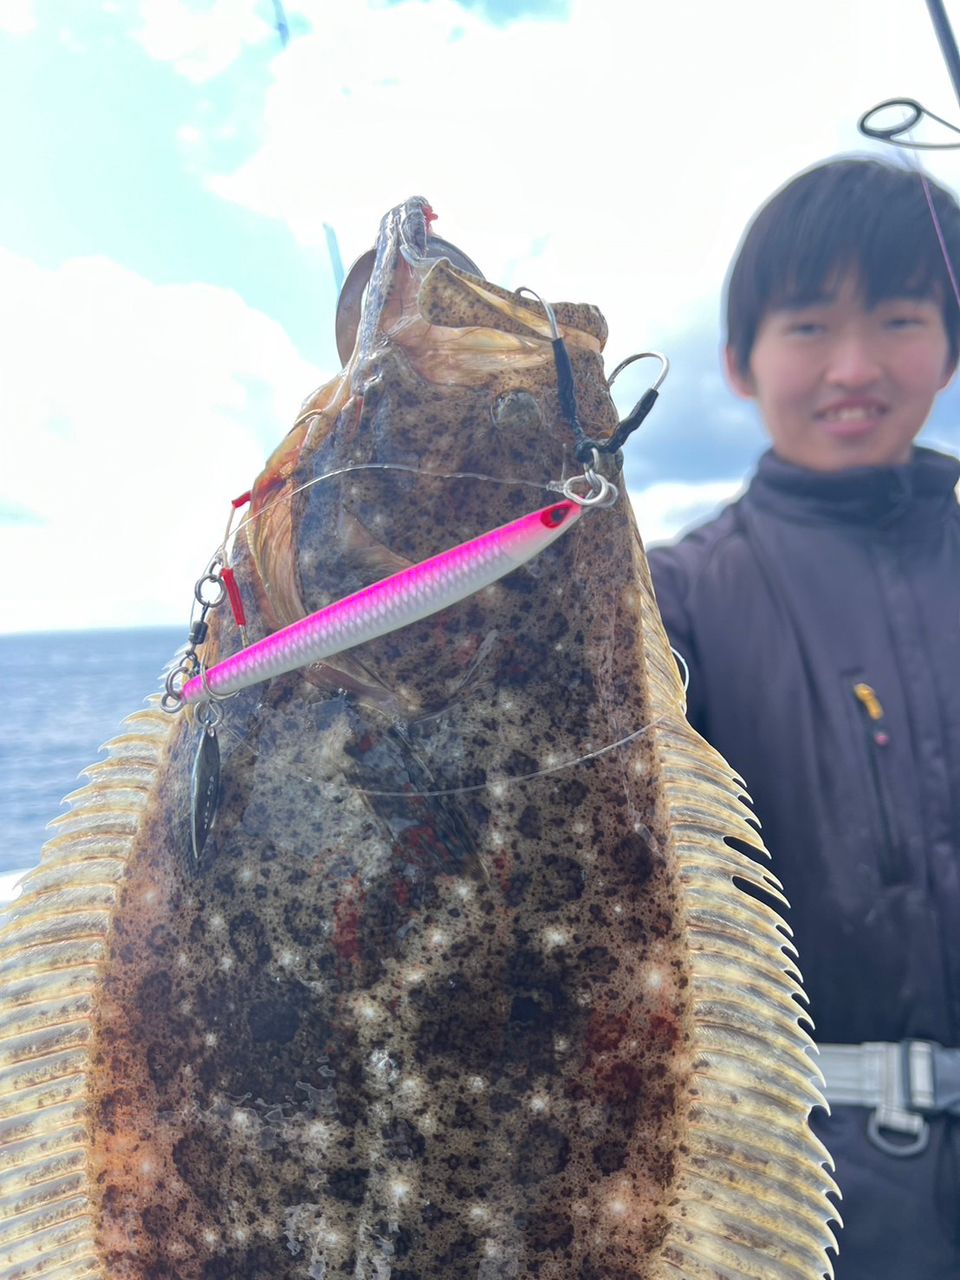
xmin=4 ymin=0 xmax=960 ymax=633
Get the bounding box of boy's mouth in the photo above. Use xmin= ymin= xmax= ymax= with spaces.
xmin=816 ymin=398 xmax=886 ymax=421
xmin=816 ymin=399 xmax=887 ymax=434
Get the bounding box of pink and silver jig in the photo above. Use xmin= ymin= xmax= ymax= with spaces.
xmin=180 ymin=491 xmax=603 ymax=706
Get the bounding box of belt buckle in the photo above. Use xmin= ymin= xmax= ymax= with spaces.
xmin=864 ymin=1041 xmax=930 ymax=1157
xmin=904 ymin=1039 xmax=937 ymax=1112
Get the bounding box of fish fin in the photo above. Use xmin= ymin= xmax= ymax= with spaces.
xmin=337 ymin=508 xmax=415 ymax=580
xmin=300 ymin=653 xmax=409 ymax=718
xmin=0 ymin=697 xmax=176 ymax=1279
xmin=628 ymin=542 xmax=840 ymax=1278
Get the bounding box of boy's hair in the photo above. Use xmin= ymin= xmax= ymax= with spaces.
xmin=725 ymin=157 xmax=960 ymax=376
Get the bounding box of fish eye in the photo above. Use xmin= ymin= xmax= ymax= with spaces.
xmin=492 ymin=389 xmax=544 ymax=432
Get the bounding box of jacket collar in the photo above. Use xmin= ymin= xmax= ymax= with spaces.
xmin=745 ymin=446 xmax=960 ymax=527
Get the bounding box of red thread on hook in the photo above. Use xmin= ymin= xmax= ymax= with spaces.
xmin=232 ymin=491 xmax=252 ymax=509
xmin=221 ymin=567 xmax=247 ymax=627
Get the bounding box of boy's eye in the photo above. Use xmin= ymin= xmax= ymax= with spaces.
xmin=884 ymin=314 xmax=924 ymax=330
xmin=785 ymin=321 xmax=825 ymax=336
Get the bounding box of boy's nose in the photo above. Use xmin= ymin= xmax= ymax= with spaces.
xmin=825 ymin=333 xmax=882 ymax=387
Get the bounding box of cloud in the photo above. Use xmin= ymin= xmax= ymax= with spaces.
xmin=391 ymin=0 xmax=569 ymax=22
xmin=0 ymin=248 xmax=322 ymax=632
xmin=628 ymin=477 xmax=745 ymax=548
xmin=133 ymin=0 xmax=279 ymax=82
xmin=0 ymin=501 xmax=44 ymax=526
xmin=0 ymin=0 xmax=35 ymax=34
xmin=197 ymin=0 xmax=954 ymax=349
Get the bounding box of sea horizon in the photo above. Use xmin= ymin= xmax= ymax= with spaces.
xmin=0 ymin=626 xmax=184 ymax=900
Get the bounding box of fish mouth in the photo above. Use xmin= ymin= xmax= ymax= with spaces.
xmin=335 ymin=200 xmax=485 ymax=365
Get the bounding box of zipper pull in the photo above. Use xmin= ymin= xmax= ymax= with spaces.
xmin=853 ymin=682 xmax=890 ymax=746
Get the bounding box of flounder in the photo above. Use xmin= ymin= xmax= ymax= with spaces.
xmin=0 ymin=198 xmax=837 ymax=1279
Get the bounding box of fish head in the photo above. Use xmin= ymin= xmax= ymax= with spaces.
xmin=238 ymin=196 xmax=623 ymax=667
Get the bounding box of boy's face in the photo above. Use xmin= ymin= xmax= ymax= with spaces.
xmin=726 ymin=275 xmax=955 ymax=471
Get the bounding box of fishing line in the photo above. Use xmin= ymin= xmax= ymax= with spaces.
xmin=213 ymin=712 xmax=668 ymax=803
xmin=858 ymin=105 xmax=960 ymax=316
xmin=858 ymin=1 xmax=960 ymax=312
xmin=223 ymin=459 xmax=561 ymax=558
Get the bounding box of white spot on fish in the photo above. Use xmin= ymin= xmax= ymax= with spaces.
xmin=390 ymin=1179 xmax=410 ymax=1203
xmin=572 ymin=820 xmax=586 ymax=835
xmin=139 ymin=1157 xmax=156 ymax=1177
xmin=469 ymin=1205 xmax=490 ymax=1223
xmin=176 ymin=951 xmax=190 ymax=969
xmin=644 ymin=965 xmax=666 ymax=992
xmin=278 ymin=949 xmax=300 ymax=969
xmin=238 ymin=866 xmax=254 ymax=884
xmin=142 ymin=888 xmax=159 ymax=906
xmin=232 ymin=1109 xmax=252 ymax=1131
xmin=404 ymin=967 xmax=426 ymax=985
xmin=400 ymin=1075 xmax=422 ymax=1097
xmin=209 ymin=912 xmax=225 ymax=932
xmin=369 ymin=1049 xmax=398 ymax=1081
xmin=542 ymin=927 xmax=568 ymax=949
xmin=355 ymin=997 xmax=379 ymax=1022
xmin=554 ymin=1036 xmax=570 ymax=1054
xmin=467 ymin=1075 xmax=487 ymax=1093
xmin=219 ymin=954 xmax=234 ymax=973
xmin=542 ymin=752 xmax=559 ymax=768
xmin=491 ymin=782 xmax=506 ymax=800
xmin=608 ymin=1196 xmax=628 ymax=1218
xmin=612 ymin=903 xmax=624 ymax=916
xmin=204 ymin=1032 xmax=218 ymax=1048
xmin=233 ymin=1228 xmax=249 ymax=1245
xmin=429 ymin=930 xmax=446 ymax=948
xmin=307 ymin=1120 xmax=333 ymax=1147
xmin=633 ymin=758 xmax=646 ymax=775
xmin=529 ymin=1094 xmax=549 ymax=1114
xmin=455 ymin=881 xmax=472 ymax=900
xmin=490 ymin=830 xmax=504 ymax=847
xmin=202 ymin=1229 xmax=219 ymax=1247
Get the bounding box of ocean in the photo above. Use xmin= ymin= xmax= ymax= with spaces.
xmin=0 ymin=628 xmax=183 ymax=899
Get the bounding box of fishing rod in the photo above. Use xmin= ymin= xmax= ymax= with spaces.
xmin=858 ymin=0 xmax=960 ymax=147
xmin=926 ymin=0 xmax=960 ymax=109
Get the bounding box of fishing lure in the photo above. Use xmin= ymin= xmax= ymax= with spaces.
xmin=180 ymin=495 xmax=594 ymax=706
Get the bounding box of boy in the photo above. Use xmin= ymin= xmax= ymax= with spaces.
xmin=648 ymin=157 xmax=960 ymax=1279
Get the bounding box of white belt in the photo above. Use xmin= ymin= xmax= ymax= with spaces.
xmin=817 ymin=1040 xmax=960 ymax=1156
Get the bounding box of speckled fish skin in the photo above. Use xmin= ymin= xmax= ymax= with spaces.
xmin=0 ymin=198 xmax=838 ymax=1280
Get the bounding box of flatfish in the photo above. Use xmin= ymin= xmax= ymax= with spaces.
xmin=0 ymin=198 xmax=837 ymax=1279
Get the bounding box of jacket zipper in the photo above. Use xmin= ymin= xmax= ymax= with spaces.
xmin=851 ymin=681 xmax=907 ymax=884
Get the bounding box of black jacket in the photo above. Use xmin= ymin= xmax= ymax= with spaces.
xmin=648 ymin=446 xmax=960 ymax=1044
xmin=647 ymin=447 xmax=960 ymax=1276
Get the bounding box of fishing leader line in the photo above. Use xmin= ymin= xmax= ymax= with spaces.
xmin=213 ymin=712 xmax=671 ymax=803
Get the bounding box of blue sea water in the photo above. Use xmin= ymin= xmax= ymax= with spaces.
xmin=0 ymin=628 xmax=183 ymax=879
